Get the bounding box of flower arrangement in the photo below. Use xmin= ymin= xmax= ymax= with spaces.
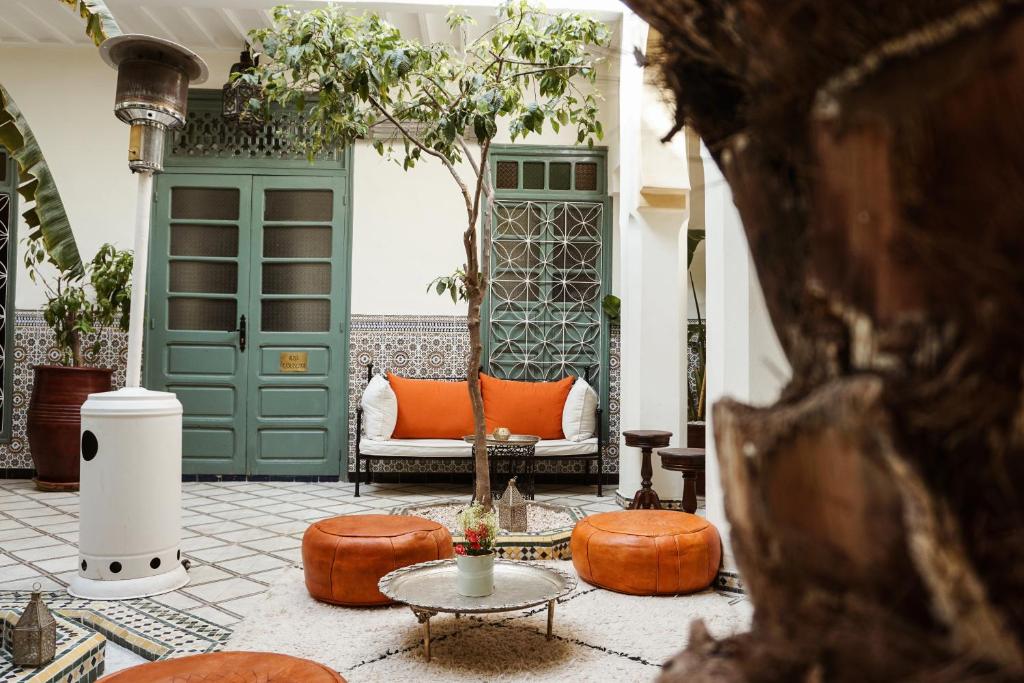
xmin=454 ymin=504 xmax=498 ymax=557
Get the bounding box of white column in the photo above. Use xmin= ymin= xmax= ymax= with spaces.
xmin=615 ymin=14 xmax=688 ymax=503
xmin=703 ymin=143 xmax=790 ymax=569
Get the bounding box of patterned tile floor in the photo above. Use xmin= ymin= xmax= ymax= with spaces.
xmin=0 ymin=479 xmax=623 ymax=631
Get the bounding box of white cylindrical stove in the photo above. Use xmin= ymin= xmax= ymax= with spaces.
xmin=69 ymin=387 xmax=188 ymax=600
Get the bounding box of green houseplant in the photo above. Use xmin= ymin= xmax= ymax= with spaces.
xmin=24 ymin=240 xmax=132 ymax=490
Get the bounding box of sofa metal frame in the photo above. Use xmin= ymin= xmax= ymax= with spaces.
xmin=354 ymin=363 xmax=604 ymax=497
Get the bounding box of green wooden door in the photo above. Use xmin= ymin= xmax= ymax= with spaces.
xmin=148 ymin=174 xmax=252 ymax=475
xmin=247 ymin=176 xmax=347 ymax=476
xmin=147 ymin=173 xmax=348 ymax=476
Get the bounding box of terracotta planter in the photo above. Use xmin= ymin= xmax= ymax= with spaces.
xmin=27 ymin=365 xmax=113 ymax=491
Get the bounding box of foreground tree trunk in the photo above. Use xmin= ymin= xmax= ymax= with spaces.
xmin=623 ymin=1 xmax=1024 ymax=680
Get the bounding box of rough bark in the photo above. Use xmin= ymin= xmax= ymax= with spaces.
xmin=621 ymin=0 xmax=1024 ymax=680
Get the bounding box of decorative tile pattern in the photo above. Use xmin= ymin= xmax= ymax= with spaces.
xmin=1 ymin=608 xmax=106 ymax=683
xmin=348 ymin=314 xmax=620 ymax=476
xmin=0 ymin=312 xmax=620 ymax=478
xmin=0 ymin=477 xmax=633 ymax=680
xmin=395 ymin=501 xmax=584 ymax=561
xmin=0 ymin=312 xmax=127 ymax=470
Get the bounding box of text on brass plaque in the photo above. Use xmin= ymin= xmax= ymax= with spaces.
xmin=279 ymin=351 xmax=309 ymax=373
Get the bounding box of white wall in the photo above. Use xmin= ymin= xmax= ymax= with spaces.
xmin=0 ymin=42 xmax=620 ymax=316
xmin=0 ymin=45 xmax=239 ymax=309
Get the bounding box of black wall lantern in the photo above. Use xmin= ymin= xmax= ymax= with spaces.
xmin=222 ymin=45 xmax=264 ymax=130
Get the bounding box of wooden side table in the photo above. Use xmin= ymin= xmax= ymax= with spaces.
xmin=658 ymin=447 xmax=706 ymax=513
xmin=623 ymin=430 xmax=672 ymax=509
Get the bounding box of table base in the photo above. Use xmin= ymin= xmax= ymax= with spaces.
xmin=410 ymin=600 xmax=556 ymax=662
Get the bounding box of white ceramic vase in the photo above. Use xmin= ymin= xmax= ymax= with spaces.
xmin=456 ymin=552 xmax=495 ymax=597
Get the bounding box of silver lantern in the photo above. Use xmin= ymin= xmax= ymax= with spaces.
xmin=13 ymin=585 xmax=56 ymax=668
xmin=498 ymin=477 xmax=528 ymax=532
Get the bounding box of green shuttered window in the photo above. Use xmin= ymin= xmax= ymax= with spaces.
xmin=486 ymin=147 xmax=610 ymax=403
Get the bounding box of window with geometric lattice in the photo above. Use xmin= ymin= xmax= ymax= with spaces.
xmin=486 ymin=148 xmax=609 ymax=402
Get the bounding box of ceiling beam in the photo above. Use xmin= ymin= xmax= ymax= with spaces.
xmin=181 ymin=7 xmax=219 ymax=47
xmin=0 ymin=15 xmax=39 ymax=44
xmin=137 ymin=6 xmax=183 ymax=43
xmin=221 ymin=8 xmax=252 ymax=46
xmin=106 ymin=0 xmax=623 ymax=22
xmin=18 ymin=4 xmax=76 ymax=45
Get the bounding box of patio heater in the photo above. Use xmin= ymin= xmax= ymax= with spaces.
xmin=68 ymin=36 xmax=208 ymax=600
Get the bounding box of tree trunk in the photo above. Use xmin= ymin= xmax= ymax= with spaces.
xmin=622 ymin=1 xmax=1024 ymax=680
xmin=465 ymin=215 xmax=491 ymax=509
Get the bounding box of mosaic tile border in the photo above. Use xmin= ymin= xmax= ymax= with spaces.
xmin=0 ymin=312 xmax=622 ymax=481
xmin=0 ymin=590 xmax=233 ymax=667
xmin=348 ymin=315 xmax=620 ymax=477
xmin=395 ymin=501 xmax=584 ymax=561
xmin=1 ymin=608 xmax=106 ymax=683
xmin=715 ymin=571 xmax=745 ymax=595
xmin=0 ymin=311 xmax=127 ymax=471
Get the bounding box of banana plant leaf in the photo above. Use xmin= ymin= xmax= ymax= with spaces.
xmin=0 ymin=84 xmax=83 ymax=278
xmin=58 ymin=0 xmax=121 ymax=46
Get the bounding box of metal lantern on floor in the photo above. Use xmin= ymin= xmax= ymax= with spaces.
xmin=69 ymin=36 xmax=207 ymax=601
xmin=498 ymin=477 xmax=528 ymax=532
xmin=13 ymin=584 xmax=56 ymax=667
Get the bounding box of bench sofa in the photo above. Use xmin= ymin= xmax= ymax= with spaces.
xmin=354 ymin=364 xmax=604 ymax=497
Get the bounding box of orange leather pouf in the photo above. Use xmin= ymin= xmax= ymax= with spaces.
xmin=571 ymin=510 xmax=721 ymax=595
xmin=99 ymin=651 xmax=344 ymax=682
xmin=302 ymin=514 xmax=453 ymax=606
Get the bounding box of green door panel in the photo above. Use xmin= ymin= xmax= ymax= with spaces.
xmin=170 ymin=386 xmax=237 ymax=417
xmin=247 ymin=175 xmax=347 ymax=476
xmin=182 ymin=428 xmax=236 ymax=460
xmin=260 ymin=387 xmax=329 ymax=418
xmin=257 ymin=429 xmax=328 ymax=462
xmin=147 ymin=174 xmax=252 ymax=475
xmin=166 ymin=345 xmax=237 ymax=376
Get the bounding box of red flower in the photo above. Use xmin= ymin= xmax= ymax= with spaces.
xmin=465 ymin=528 xmax=479 ymax=543
xmin=454 ymin=544 xmax=466 ymax=555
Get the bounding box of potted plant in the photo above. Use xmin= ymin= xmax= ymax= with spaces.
xmin=23 ymin=240 xmax=132 ymax=491
xmin=454 ymin=503 xmax=498 ymax=597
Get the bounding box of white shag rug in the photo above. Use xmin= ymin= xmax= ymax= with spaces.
xmin=227 ymin=564 xmax=752 ymax=682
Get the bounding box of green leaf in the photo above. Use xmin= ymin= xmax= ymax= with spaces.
xmin=602 ymin=294 xmax=620 ymax=321
xmin=0 ymin=84 xmax=83 ymax=278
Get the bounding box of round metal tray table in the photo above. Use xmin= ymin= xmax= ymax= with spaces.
xmin=378 ymin=558 xmax=576 ymax=661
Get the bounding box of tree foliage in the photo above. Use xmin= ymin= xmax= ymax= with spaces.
xmin=247 ymin=1 xmax=608 ymax=176
xmin=247 ymin=0 xmax=609 ymax=506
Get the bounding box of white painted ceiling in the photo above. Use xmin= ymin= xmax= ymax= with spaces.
xmin=0 ymin=1 xmax=623 ymax=52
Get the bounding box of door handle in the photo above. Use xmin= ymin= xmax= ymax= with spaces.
xmin=236 ymin=314 xmax=247 ymax=352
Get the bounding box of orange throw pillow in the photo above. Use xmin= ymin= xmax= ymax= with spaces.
xmin=388 ymin=373 xmax=475 ymax=439
xmin=480 ymin=374 xmax=574 ymax=439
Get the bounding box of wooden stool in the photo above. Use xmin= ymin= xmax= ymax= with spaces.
xmin=623 ymin=429 xmax=672 ymax=509
xmin=658 ymin=447 xmax=706 ymax=513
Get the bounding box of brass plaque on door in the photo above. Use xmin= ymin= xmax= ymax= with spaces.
xmin=279 ymin=351 xmax=309 ymax=373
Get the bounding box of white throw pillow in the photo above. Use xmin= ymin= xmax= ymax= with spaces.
xmin=562 ymin=378 xmax=598 ymax=441
xmin=360 ymin=374 xmax=398 ymax=440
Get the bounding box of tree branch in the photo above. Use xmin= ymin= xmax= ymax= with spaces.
xmin=368 ymin=94 xmax=473 ymax=214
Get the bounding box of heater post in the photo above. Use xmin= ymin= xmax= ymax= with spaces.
xmin=125 ymin=171 xmax=153 ymax=389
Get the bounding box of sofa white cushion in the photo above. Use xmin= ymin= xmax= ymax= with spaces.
xmin=562 ymin=378 xmax=598 ymax=441
xmin=359 ymin=437 xmax=599 ymax=458
xmin=360 ymin=375 xmax=398 ymax=440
